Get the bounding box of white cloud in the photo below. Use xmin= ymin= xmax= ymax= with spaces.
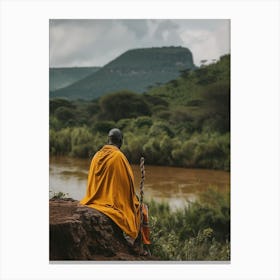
xmin=179 ymin=20 xmax=230 ymax=65
xmin=49 ymin=19 xmax=230 ymax=67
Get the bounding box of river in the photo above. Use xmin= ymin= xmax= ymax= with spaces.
xmin=49 ymin=156 xmax=230 ymax=210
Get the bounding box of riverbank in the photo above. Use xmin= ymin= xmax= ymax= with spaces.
xmin=148 ymin=188 xmax=230 ymax=261
xmin=50 ymin=187 xmax=230 ymax=261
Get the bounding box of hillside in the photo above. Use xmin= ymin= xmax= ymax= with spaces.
xmin=50 ymin=54 xmax=230 ymax=170
xmin=49 ymin=67 xmax=100 ymax=91
xmin=50 ymin=46 xmax=196 ymax=100
xmin=146 ymin=54 xmax=230 ymax=106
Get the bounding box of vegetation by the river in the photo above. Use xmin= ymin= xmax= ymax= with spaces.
xmin=148 ymin=187 xmax=230 ymax=261
xmin=49 ymin=188 xmax=230 ymax=261
xmin=50 ymin=54 xmax=230 ymax=170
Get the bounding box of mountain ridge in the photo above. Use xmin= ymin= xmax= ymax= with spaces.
xmin=50 ymin=46 xmax=197 ymax=100
xmin=49 ymin=67 xmax=100 ymax=91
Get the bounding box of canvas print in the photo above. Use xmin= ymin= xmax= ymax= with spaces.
xmin=49 ymin=19 xmax=230 ymax=261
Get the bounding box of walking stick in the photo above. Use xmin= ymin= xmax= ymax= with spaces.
xmin=139 ymin=157 xmax=145 ymax=251
xmin=139 ymin=156 xmax=151 ymax=256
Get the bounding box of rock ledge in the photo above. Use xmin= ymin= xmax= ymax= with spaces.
xmin=49 ymin=198 xmax=154 ymax=261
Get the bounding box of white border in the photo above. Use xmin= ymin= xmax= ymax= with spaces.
xmin=1 ymin=0 xmax=279 ymax=279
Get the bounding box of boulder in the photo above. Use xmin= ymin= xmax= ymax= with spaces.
xmin=49 ymin=198 xmax=153 ymax=261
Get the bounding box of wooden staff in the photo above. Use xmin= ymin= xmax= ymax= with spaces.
xmin=139 ymin=157 xmax=145 ymax=245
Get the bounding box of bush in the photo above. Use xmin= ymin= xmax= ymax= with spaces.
xmin=86 ymin=101 xmax=100 ymax=116
xmin=99 ymin=90 xmax=151 ymax=121
xmin=54 ymin=107 xmax=76 ymax=124
xmin=49 ymin=127 xmax=72 ymax=155
xmin=49 ymin=126 xmax=102 ymax=158
xmin=93 ymin=121 xmax=116 ymax=134
xmin=69 ymin=127 xmax=94 ymax=157
xmin=135 ymin=116 xmax=153 ymax=129
xmin=122 ymin=132 xmax=148 ymax=163
xmin=149 ymin=121 xmax=174 ymax=138
xmin=170 ymin=132 xmax=230 ymax=169
xmin=49 ymin=116 xmax=62 ymax=131
xmin=199 ymin=81 xmax=230 ymax=133
xmin=148 ymin=188 xmax=230 ymax=260
xmin=155 ymin=110 xmax=172 ymax=120
xmin=142 ymin=93 xmax=169 ymax=107
xmin=50 ymin=98 xmax=76 ymax=115
xmin=71 ymin=143 xmax=94 ymax=158
xmin=142 ymin=138 xmax=162 ymax=164
xmin=116 ymin=118 xmax=134 ymax=131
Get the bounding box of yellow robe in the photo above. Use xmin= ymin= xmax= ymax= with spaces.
xmin=80 ymin=145 xmax=140 ymax=240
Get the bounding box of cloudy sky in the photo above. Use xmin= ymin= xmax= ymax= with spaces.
xmin=50 ymin=19 xmax=230 ymax=68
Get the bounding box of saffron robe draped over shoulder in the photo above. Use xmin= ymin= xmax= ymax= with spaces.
xmin=80 ymin=145 xmax=140 ymax=240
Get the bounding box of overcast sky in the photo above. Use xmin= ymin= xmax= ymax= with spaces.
xmin=49 ymin=19 xmax=230 ymax=68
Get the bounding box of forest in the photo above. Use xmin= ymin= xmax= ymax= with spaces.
xmin=50 ymin=54 xmax=230 ymax=171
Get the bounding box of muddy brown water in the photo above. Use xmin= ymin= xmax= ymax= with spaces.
xmin=49 ymin=156 xmax=230 ymax=210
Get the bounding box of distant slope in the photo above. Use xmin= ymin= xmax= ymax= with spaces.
xmin=50 ymin=47 xmax=196 ymax=100
xmin=49 ymin=67 xmax=100 ymax=91
xmin=146 ymin=54 xmax=230 ymax=107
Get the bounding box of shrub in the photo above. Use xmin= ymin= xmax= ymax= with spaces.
xmin=99 ymin=90 xmax=151 ymax=121
xmin=170 ymin=107 xmax=194 ymax=127
xmin=50 ymin=98 xmax=76 ymax=115
xmin=148 ymin=188 xmax=230 ymax=260
xmin=122 ymin=132 xmax=148 ymax=163
xmin=155 ymin=110 xmax=172 ymax=120
xmin=49 ymin=116 xmax=62 ymax=131
xmin=50 ymin=127 xmax=72 ymax=155
xmin=71 ymin=143 xmax=94 ymax=158
xmin=142 ymin=93 xmax=169 ymax=107
xmin=135 ymin=116 xmax=153 ymax=129
xmin=93 ymin=121 xmax=116 ymax=134
xmin=54 ymin=107 xmax=76 ymax=124
xmin=149 ymin=121 xmax=174 ymax=137
xmin=116 ymin=118 xmax=134 ymax=131
xmin=142 ymin=138 xmax=162 ymax=164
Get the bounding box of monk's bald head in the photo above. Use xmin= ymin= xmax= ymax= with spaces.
xmin=108 ymin=128 xmax=123 ymax=148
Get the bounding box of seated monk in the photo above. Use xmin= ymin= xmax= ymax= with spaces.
xmin=80 ymin=128 xmax=150 ymax=252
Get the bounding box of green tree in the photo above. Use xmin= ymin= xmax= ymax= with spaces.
xmin=200 ymin=81 xmax=230 ymax=132
xmin=50 ymin=98 xmax=76 ymax=115
xmin=93 ymin=120 xmax=116 ymax=134
xmin=99 ymin=90 xmax=151 ymax=121
xmin=54 ymin=107 xmax=76 ymax=124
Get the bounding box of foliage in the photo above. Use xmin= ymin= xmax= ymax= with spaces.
xmin=48 ymin=189 xmax=229 ymax=261
xmin=54 ymin=106 xmax=76 ymax=123
xmin=148 ymin=188 xmax=230 ymax=260
xmin=49 ymin=54 xmax=230 ymax=171
xmin=50 ymin=98 xmax=76 ymax=115
xmin=99 ymin=90 xmax=151 ymax=121
xmin=49 ymin=190 xmax=69 ymax=199
xmin=49 ymin=126 xmax=103 ymax=158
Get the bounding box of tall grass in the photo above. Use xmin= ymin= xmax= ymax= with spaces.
xmin=147 ymin=188 xmax=230 ymax=261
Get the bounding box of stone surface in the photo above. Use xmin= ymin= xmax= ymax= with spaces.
xmin=49 ymin=198 xmax=154 ymax=261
